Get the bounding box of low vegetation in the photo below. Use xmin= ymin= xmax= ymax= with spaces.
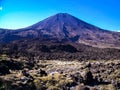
xmin=0 ymin=56 xmax=120 ymax=90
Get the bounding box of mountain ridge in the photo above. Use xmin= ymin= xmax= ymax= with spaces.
xmin=0 ymin=13 xmax=120 ymax=48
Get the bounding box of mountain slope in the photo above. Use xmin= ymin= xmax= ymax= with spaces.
xmin=0 ymin=13 xmax=120 ymax=48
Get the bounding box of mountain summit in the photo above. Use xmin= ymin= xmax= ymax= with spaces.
xmin=27 ymin=13 xmax=101 ymax=39
xmin=0 ymin=13 xmax=120 ymax=48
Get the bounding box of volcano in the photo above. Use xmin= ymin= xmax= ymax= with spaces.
xmin=0 ymin=13 xmax=120 ymax=48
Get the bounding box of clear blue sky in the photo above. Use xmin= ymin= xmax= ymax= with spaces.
xmin=0 ymin=0 xmax=120 ymax=31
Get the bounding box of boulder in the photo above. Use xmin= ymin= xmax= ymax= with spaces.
xmin=84 ymin=71 xmax=93 ymax=85
xmin=0 ymin=61 xmax=10 ymax=75
xmin=39 ymin=69 xmax=47 ymax=76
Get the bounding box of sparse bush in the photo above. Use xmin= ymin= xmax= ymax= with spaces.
xmin=47 ymin=85 xmax=58 ymax=90
xmin=34 ymin=78 xmax=46 ymax=90
xmin=108 ymin=84 xmax=117 ymax=90
xmin=100 ymin=84 xmax=117 ymax=90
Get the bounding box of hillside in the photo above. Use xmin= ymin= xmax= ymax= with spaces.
xmin=0 ymin=13 xmax=120 ymax=48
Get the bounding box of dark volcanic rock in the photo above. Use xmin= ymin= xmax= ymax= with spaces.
xmin=84 ymin=71 xmax=94 ymax=85
xmin=0 ymin=60 xmax=23 ymax=75
xmin=0 ymin=62 xmax=10 ymax=75
xmin=50 ymin=44 xmax=78 ymax=53
xmin=39 ymin=69 xmax=47 ymax=76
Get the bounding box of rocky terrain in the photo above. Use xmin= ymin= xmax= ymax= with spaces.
xmin=0 ymin=57 xmax=120 ymax=90
xmin=0 ymin=39 xmax=120 ymax=61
